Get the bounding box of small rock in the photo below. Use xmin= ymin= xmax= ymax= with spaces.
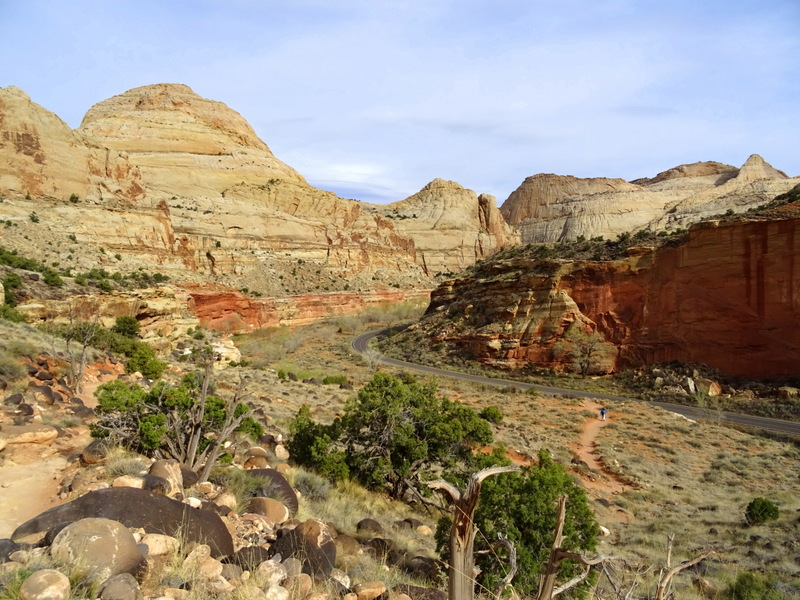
xmin=140 ymin=534 xmax=180 ymax=557
xmin=264 ymin=585 xmax=290 ymax=600
xmin=112 ymin=476 xmax=146 ymax=489
xmin=273 ymin=445 xmax=290 ymax=461
xmin=352 ymin=581 xmax=387 ymax=600
xmin=257 ymin=559 xmax=288 ymax=587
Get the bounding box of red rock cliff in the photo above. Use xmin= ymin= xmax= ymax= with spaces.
xmin=421 ymin=213 xmax=800 ymax=379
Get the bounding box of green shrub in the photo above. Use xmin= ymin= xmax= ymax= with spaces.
xmin=288 ymin=373 xmax=493 ymax=499
xmin=0 ymin=304 xmax=27 ymax=323
xmin=479 ymin=405 xmax=504 ymax=423
xmin=322 ymin=374 xmax=349 ymax=385
xmin=745 ymin=497 xmax=779 ymax=525
xmin=111 ymin=316 xmax=141 ymax=338
xmin=69 ymin=193 xmax=80 ymax=203
xmin=94 ymin=372 xmax=262 ymax=479
xmin=42 ymin=269 xmax=64 ymax=287
xmin=726 ymin=571 xmax=784 ymax=600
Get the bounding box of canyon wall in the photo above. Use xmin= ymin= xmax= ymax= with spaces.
xmin=422 ymin=211 xmax=800 ymax=379
xmin=0 ymin=84 xmax=515 ymax=296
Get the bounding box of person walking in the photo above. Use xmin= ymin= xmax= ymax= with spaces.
xmin=600 ymin=408 xmax=607 ymax=421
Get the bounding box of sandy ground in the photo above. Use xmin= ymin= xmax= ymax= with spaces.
xmin=0 ymin=453 xmax=69 ymax=538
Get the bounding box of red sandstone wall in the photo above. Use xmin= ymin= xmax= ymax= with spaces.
xmin=186 ymin=286 xmax=432 ymax=333
xmin=564 ymin=219 xmax=799 ymax=378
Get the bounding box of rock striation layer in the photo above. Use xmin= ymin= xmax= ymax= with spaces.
xmin=0 ymin=84 xmax=516 ymax=295
xmin=501 ymin=157 xmax=798 ymax=243
xmin=418 ymin=209 xmax=800 ymax=379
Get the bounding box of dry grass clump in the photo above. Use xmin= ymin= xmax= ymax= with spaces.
xmin=104 ymin=446 xmax=150 ymax=479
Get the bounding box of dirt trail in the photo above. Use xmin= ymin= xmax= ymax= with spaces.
xmin=0 ymin=363 xmax=116 ymax=538
xmin=572 ymin=401 xmax=630 ymax=496
xmin=0 ymin=454 xmax=68 ymax=538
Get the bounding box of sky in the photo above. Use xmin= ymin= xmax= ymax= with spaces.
xmin=1 ymin=1 xmax=798 ymax=204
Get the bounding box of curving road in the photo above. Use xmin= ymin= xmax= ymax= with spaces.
xmin=352 ymin=330 xmax=800 ymax=438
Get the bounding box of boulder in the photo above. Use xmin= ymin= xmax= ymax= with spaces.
xmin=356 ymin=519 xmax=383 ymax=535
xmin=246 ymin=447 xmax=270 ymax=459
xmin=81 ymin=439 xmax=112 ymax=465
xmin=283 ymin=573 xmax=312 ymax=597
xmin=264 ymin=586 xmax=290 ymax=600
xmin=12 ymin=488 xmax=233 ymax=557
xmin=245 ymin=469 xmax=298 ymax=515
xmin=256 ymin=559 xmax=288 ymax=587
xmin=149 ymin=459 xmax=184 ymax=499
xmin=247 ymin=497 xmax=290 ymax=525
xmin=269 ymin=519 xmax=336 ymax=578
xmin=99 ymin=573 xmax=143 ymax=600
xmin=395 ymin=586 xmax=446 ymax=600
xmin=244 ymin=456 xmax=270 ymax=470
xmin=140 ymin=533 xmax=179 ymax=557
xmin=179 ymin=464 xmax=199 ymax=488
xmin=50 ymin=518 xmax=146 ymax=583
xmin=19 ymin=568 xmax=71 ymax=600
xmin=0 ymin=424 xmax=58 ymax=445
xmin=695 ymin=378 xmax=722 ymax=397
xmin=4 ymin=393 xmax=24 ymax=406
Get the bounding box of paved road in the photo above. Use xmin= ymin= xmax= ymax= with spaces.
xmin=352 ymin=330 xmax=800 ymax=438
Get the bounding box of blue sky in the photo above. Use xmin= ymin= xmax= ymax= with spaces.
xmin=1 ymin=1 xmax=798 ymax=203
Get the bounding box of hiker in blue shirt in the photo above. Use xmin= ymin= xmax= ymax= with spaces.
xmin=600 ymin=408 xmax=607 ymax=421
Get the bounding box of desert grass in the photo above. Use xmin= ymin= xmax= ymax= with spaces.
xmin=103 ymin=446 xmax=150 ymax=479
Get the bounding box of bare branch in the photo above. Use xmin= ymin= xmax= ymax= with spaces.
xmin=428 ymin=479 xmax=461 ymax=503
xmin=655 ymin=550 xmax=715 ymax=600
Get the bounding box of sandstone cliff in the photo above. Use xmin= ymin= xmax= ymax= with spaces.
xmin=0 ymin=84 xmax=515 ymax=295
xmin=502 ymin=157 xmax=798 ymax=243
xmin=414 ymin=205 xmax=800 ymax=379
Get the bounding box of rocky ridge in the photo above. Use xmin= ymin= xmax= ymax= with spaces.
xmin=501 ymin=156 xmax=798 ymax=243
xmin=0 ymin=84 xmax=516 ymax=298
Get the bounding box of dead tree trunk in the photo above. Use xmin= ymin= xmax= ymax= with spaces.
xmin=537 ymin=495 xmax=615 ymax=600
xmin=428 ymin=465 xmax=519 ymax=600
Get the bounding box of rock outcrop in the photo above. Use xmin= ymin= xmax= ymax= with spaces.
xmin=502 ymin=157 xmax=798 ymax=243
xmin=416 ymin=209 xmax=800 ymax=379
xmin=0 ymin=84 xmax=515 ymax=295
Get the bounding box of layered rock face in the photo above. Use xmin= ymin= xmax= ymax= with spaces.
xmin=502 ymin=157 xmax=798 ymax=243
xmin=0 ymin=87 xmax=144 ymax=202
xmin=421 ymin=210 xmax=800 ymax=378
xmin=0 ymin=84 xmax=515 ymax=295
xmin=78 ymin=83 xmax=305 ymax=197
